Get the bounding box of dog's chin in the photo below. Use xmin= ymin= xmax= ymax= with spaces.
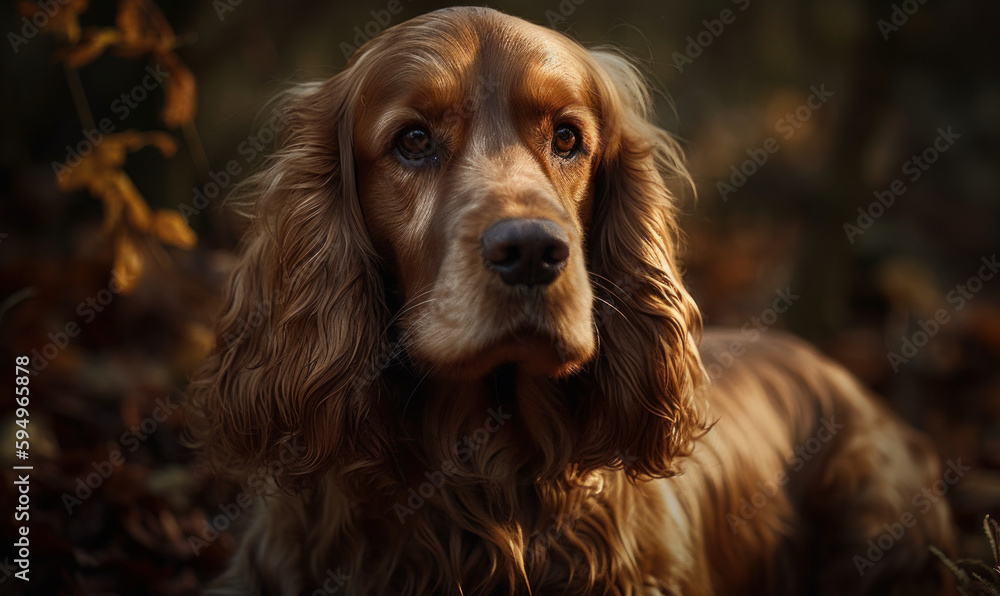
xmin=410 ymin=333 xmax=593 ymax=380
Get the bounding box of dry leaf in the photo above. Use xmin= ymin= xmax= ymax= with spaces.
xmin=56 ymin=130 xmax=176 ymax=193
xmin=109 ymin=173 xmax=153 ymax=232
xmin=19 ymin=0 xmax=89 ymax=45
xmin=114 ymin=0 xmax=178 ymax=57
xmin=63 ymin=28 xmax=123 ymax=68
xmin=46 ymin=0 xmax=200 ymax=296
xmin=112 ymin=233 xmax=144 ymax=294
xmin=159 ymin=53 xmax=197 ymax=127
xmin=58 ymin=0 xmax=198 ymax=128
xmin=152 ymin=210 xmax=196 ymax=249
xmin=54 ymin=131 xmax=185 ymax=289
xmin=61 ymin=0 xmax=179 ymax=66
xmin=55 ymin=131 xmax=176 ymax=233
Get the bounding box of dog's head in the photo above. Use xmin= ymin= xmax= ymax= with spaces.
xmin=187 ymin=7 xmax=705 ymax=488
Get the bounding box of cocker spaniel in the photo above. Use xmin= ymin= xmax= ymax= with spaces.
xmin=187 ymin=7 xmax=956 ymax=595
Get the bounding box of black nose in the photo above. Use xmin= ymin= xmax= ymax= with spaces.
xmin=481 ymin=218 xmax=570 ymax=287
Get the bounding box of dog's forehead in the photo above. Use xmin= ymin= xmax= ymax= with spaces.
xmin=353 ymin=8 xmax=591 ymax=112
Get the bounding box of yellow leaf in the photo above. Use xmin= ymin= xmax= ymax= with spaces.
xmin=110 ymin=173 xmax=153 ymax=231
xmin=59 ymin=0 xmax=185 ymax=66
xmin=54 ymin=132 xmax=177 ymax=238
xmin=19 ymin=0 xmax=88 ymax=44
xmin=62 ymin=28 xmax=123 ymax=68
xmin=96 ymin=186 xmax=124 ymax=235
xmin=115 ymin=0 xmax=178 ymax=56
xmin=112 ymin=233 xmax=144 ymax=294
xmin=159 ymin=53 xmax=197 ymax=127
xmin=152 ymin=210 xmax=197 ymax=249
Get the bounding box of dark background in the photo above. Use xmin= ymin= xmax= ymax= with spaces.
xmin=1 ymin=0 xmax=998 ymax=593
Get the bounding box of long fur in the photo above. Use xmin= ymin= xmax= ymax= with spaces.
xmin=186 ymin=7 xmax=956 ymax=595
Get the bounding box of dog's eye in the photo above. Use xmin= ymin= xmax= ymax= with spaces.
xmin=552 ymin=125 xmax=580 ymax=158
xmin=396 ymin=127 xmax=437 ymax=164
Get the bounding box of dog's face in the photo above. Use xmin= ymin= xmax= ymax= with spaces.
xmin=188 ymin=6 xmax=706 ymax=487
xmin=352 ymin=13 xmax=600 ymax=378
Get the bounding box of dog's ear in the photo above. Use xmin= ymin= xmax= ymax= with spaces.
xmin=185 ymin=72 xmax=391 ymax=490
xmin=579 ymin=51 xmax=707 ymax=479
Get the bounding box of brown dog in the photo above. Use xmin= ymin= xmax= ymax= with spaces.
xmin=187 ymin=7 xmax=956 ymax=595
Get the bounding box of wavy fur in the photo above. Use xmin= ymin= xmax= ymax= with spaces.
xmin=187 ymin=7 xmax=956 ymax=595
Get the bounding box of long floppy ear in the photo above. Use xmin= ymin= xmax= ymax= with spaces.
xmin=579 ymin=50 xmax=707 ymax=479
xmin=185 ymin=72 xmax=390 ymax=490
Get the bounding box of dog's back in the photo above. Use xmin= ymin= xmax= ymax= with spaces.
xmin=665 ymin=330 xmax=957 ymax=595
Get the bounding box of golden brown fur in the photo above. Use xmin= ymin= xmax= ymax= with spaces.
xmin=186 ymin=7 xmax=956 ymax=595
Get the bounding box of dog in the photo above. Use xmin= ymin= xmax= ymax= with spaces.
xmin=186 ymin=7 xmax=956 ymax=594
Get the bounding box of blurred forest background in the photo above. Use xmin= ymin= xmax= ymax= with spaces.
xmin=0 ymin=0 xmax=998 ymax=593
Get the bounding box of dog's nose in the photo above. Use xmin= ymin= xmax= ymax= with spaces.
xmin=481 ymin=218 xmax=570 ymax=287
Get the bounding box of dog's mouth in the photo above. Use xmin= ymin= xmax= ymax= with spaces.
xmin=469 ymin=331 xmax=582 ymax=377
xmin=407 ymin=325 xmax=591 ymax=380
xmin=391 ymin=253 xmax=597 ymax=380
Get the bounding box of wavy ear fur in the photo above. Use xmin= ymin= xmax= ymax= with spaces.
xmin=580 ymin=51 xmax=708 ymax=479
xmin=185 ymin=71 xmax=390 ymax=490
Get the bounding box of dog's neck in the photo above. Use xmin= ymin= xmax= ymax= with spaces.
xmin=371 ymin=360 xmax=591 ymax=522
xmin=306 ymin=361 xmax=679 ymax=593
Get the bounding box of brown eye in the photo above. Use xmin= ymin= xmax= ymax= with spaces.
xmin=552 ymin=125 xmax=580 ymax=158
xmin=396 ymin=127 xmax=436 ymax=163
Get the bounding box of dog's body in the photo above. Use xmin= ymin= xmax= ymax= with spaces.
xmin=202 ymin=332 xmax=952 ymax=595
xmin=189 ymin=7 xmax=955 ymax=595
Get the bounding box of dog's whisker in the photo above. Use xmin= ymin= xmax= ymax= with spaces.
xmin=382 ymin=289 xmax=436 ymax=333
xmin=588 ymin=271 xmax=628 ymax=295
xmin=593 ymin=295 xmax=627 ymax=322
xmin=401 ymin=367 xmax=432 ymax=419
